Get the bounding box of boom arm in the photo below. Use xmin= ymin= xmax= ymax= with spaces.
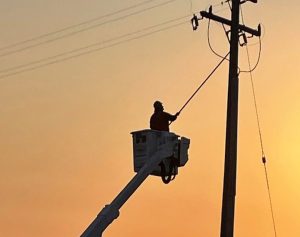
xmin=81 ymin=145 xmax=173 ymax=237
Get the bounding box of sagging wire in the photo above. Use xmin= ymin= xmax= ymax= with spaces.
xmin=207 ymin=18 xmax=243 ymax=74
xmin=206 ymin=2 xmax=260 ymax=74
xmin=207 ymin=19 xmax=230 ymax=61
xmin=239 ymin=5 xmax=262 ymax=74
xmin=239 ymin=36 xmax=261 ymax=74
xmin=205 ymin=2 xmax=246 ymax=74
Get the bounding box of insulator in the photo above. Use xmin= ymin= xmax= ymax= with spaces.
xmin=191 ymin=14 xmax=199 ymax=31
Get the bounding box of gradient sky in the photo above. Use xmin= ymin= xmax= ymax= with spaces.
xmin=1 ymin=0 xmax=300 ymax=236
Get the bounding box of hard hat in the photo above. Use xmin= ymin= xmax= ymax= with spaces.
xmin=153 ymin=101 xmax=163 ymax=108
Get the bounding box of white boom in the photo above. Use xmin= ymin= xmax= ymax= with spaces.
xmin=81 ymin=130 xmax=190 ymax=237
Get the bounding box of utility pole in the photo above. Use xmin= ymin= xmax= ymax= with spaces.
xmin=197 ymin=1 xmax=261 ymax=236
xmin=219 ymin=1 xmax=240 ymax=236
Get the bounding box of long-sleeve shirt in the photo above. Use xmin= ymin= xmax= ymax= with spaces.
xmin=150 ymin=111 xmax=177 ymax=132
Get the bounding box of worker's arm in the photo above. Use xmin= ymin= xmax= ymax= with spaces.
xmin=166 ymin=112 xmax=180 ymax=122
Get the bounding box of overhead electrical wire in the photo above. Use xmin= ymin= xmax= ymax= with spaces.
xmin=0 ymin=16 xmax=190 ymax=79
xmin=240 ymin=6 xmax=278 ymax=237
xmin=245 ymin=45 xmax=265 ymax=158
xmin=205 ymin=2 xmax=232 ymax=63
xmin=238 ymin=6 xmax=262 ymax=74
xmin=1 ymin=6 xmax=277 ymax=236
xmin=0 ymin=0 xmax=161 ymax=52
xmin=246 ymin=43 xmax=278 ymax=237
xmin=205 ymin=1 xmax=260 ymax=68
xmin=206 ymin=5 xmax=261 ymax=74
xmin=0 ymin=0 xmax=178 ymax=58
xmin=0 ymin=15 xmax=189 ymax=75
xmin=207 ymin=19 xmax=230 ymax=61
xmin=206 ymin=6 xmax=276 ymax=234
xmin=239 ymin=36 xmax=262 ymax=74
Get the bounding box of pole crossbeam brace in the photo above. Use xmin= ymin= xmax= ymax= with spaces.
xmin=200 ymin=10 xmax=261 ymax=37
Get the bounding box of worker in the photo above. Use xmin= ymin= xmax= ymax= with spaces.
xmin=150 ymin=101 xmax=180 ymax=132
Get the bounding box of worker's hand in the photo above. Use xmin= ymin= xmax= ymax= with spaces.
xmin=175 ymin=112 xmax=180 ymax=117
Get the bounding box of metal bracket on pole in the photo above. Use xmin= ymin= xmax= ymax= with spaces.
xmin=238 ymin=30 xmax=248 ymax=46
xmin=191 ymin=14 xmax=203 ymax=31
xmin=200 ymin=8 xmax=261 ymax=37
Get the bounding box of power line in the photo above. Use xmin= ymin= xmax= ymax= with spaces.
xmin=206 ymin=10 xmax=261 ymax=74
xmin=207 ymin=19 xmax=230 ymax=61
xmin=0 ymin=15 xmax=189 ymax=75
xmin=263 ymin=158 xmax=278 ymax=237
xmin=204 ymin=3 xmax=232 ymax=60
xmin=241 ymin=6 xmax=277 ymax=237
xmin=0 ymin=18 xmax=189 ymax=79
xmin=0 ymin=0 xmax=158 ymax=52
xmin=239 ymin=36 xmax=261 ymax=74
xmin=246 ymin=42 xmax=278 ymax=237
xmin=245 ymin=44 xmax=264 ymax=157
xmin=248 ymin=45 xmax=278 ymax=237
xmin=239 ymin=7 xmax=262 ymax=73
xmin=240 ymin=6 xmax=264 ymax=156
xmin=0 ymin=0 xmax=178 ymax=58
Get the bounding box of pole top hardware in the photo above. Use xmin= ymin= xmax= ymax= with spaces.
xmin=200 ymin=8 xmax=261 ymax=37
xmin=238 ymin=31 xmax=248 ymax=46
xmin=191 ymin=14 xmax=203 ymax=31
xmin=191 ymin=14 xmax=199 ymax=31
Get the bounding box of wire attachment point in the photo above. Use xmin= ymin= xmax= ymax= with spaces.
xmin=191 ymin=13 xmax=203 ymax=31
xmin=191 ymin=14 xmax=199 ymax=30
xmin=239 ymin=31 xmax=248 ymax=46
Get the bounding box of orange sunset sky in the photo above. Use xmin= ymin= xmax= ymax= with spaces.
xmin=1 ymin=0 xmax=300 ymax=236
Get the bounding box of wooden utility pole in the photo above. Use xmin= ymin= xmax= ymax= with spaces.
xmin=220 ymin=0 xmax=240 ymax=236
xmin=199 ymin=1 xmax=261 ymax=236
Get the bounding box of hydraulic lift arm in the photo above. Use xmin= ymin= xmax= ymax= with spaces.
xmin=81 ymin=144 xmax=173 ymax=237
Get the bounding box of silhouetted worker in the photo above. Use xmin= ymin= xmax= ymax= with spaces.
xmin=150 ymin=101 xmax=180 ymax=132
